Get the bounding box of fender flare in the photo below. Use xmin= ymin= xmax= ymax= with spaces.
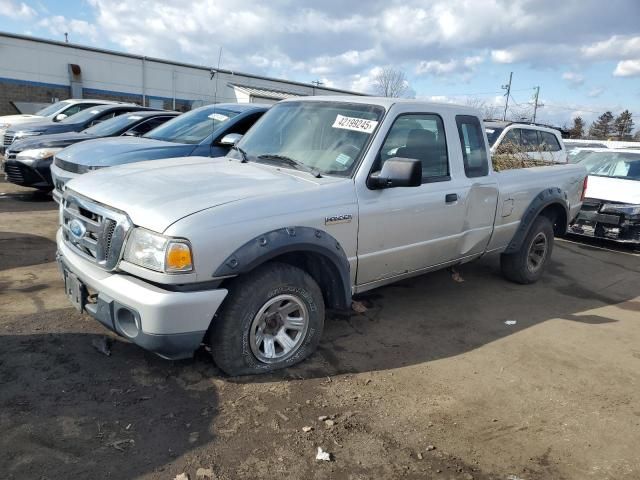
xmin=213 ymin=226 xmax=352 ymax=310
xmin=503 ymin=187 xmax=569 ymax=254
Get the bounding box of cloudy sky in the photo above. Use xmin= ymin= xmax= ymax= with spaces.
xmin=1 ymin=0 xmax=640 ymax=127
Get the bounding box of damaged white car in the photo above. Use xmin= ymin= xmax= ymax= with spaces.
xmin=569 ymin=149 xmax=640 ymax=245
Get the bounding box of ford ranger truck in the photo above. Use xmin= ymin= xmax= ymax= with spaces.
xmin=56 ymin=97 xmax=588 ymax=375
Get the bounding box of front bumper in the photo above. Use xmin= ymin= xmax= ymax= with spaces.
xmin=57 ymin=229 xmax=228 ymax=359
xmin=3 ymin=158 xmax=53 ymax=189
xmin=50 ymin=162 xmax=78 ymax=203
xmin=569 ymin=205 xmax=640 ymax=244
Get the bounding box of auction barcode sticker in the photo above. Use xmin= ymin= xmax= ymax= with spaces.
xmin=332 ymin=114 xmax=378 ymax=134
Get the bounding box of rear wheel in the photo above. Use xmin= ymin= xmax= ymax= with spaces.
xmin=210 ymin=262 xmax=325 ymax=376
xmin=501 ymin=216 xmax=554 ymax=284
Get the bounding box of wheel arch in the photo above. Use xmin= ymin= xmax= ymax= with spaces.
xmin=504 ymin=187 xmax=569 ymax=254
xmin=213 ymin=227 xmax=352 ymax=310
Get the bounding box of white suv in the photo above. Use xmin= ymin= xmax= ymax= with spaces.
xmin=485 ymin=121 xmax=567 ymax=163
xmin=0 ymin=99 xmax=124 ymax=150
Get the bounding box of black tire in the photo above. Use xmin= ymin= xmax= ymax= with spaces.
xmin=501 ymin=216 xmax=554 ymax=284
xmin=210 ymin=262 xmax=325 ymax=376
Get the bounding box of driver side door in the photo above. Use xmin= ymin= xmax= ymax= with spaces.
xmin=355 ymin=112 xmax=468 ymax=287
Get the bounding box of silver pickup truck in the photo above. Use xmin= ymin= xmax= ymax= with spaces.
xmin=56 ymin=97 xmax=587 ymax=375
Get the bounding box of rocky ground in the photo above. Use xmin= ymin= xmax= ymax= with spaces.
xmin=1 ymin=179 xmax=639 ymax=480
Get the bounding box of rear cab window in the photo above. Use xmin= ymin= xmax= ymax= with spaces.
xmin=456 ymin=115 xmax=489 ymax=177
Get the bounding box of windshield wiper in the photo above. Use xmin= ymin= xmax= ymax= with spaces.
xmin=257 ymin=154 xmax=322 ymax=178
xmin=232 ymin=145 xmax=249 ymax=163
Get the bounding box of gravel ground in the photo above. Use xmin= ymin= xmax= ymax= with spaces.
xmin=1 ymin=179 xmax=639 ymax=480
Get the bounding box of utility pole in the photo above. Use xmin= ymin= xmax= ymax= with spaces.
xmin=532 ymin=86 xmax=541 ymax=123
xmin=311 ymin=80 xmax=323 ymax=95
xmin=501 ymin=72 xmax=513 ymax=121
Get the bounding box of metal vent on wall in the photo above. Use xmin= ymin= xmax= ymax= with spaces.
xmin=68 ymin=63 xmax=83 ymax=98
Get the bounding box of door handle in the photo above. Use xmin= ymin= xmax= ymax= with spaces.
xmin=445 ymin=193 xmax=458 ymax=203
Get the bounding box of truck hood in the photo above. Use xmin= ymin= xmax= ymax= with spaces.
xmin=9 ymin=131 xmax=97 ymax=153
xmin=55 ymin=136 xmax=197 ymax=167
xmin=66 ymin=157 xmax=328 ymax=232
xmin=586 ymin=175 xmax=640 ymax=204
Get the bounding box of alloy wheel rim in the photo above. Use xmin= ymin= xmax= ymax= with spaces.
xmin=249 ymin=294 xmax=309 ymax=363
xmin=527 ymin=232 xmax=548 ymax=273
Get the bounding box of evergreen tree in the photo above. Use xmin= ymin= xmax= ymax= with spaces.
xmin=613 ymin=110 xmax=634 ymax=140
xmin=568 ymin=116 xmax=585 ymax=139
xmin=588 ymin=111 xmax=614 ymax=139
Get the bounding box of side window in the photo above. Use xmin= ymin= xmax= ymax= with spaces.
xmin=125 ymin=117 xmax=170 ymax=136
xmin=503 ymin=128 xmax=521 ymax=146
xmin=378 ymin=113 xmax=449 ymax=182
xmin=61 ymin=104 xmax=90 ymax=116
xmin=223 ymin=112 xmax=265 ymax=136
xmin=521 ymin=129 xmax=540 ymax=151
xmin=539 ymin=131 xmax=561 ymax=152
xmin=456 ymin=115 xmax=489 ymax=178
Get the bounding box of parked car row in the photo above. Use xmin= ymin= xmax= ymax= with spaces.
xmin=0 ymin=99 xmax=269 ymax=194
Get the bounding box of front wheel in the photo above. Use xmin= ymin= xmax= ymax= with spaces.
xmin=501 ymin=216 xmax=554 ymax=284
xmin=210 ymin=262 xmax=325 ymax=376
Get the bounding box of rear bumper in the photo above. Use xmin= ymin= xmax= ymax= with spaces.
xmin=57 ymin=229 xmax=228 ymax=359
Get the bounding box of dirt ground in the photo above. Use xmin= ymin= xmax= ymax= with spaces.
xmin=1 ymin=179 xmax=639 ymax=480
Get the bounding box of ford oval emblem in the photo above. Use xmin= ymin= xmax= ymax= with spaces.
xmin=69 ymin=219 xmax=86 ymax=239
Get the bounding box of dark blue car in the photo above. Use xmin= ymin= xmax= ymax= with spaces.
xmin=2 ymin=110 xmax=178 ymax=191
xmin=3 ymin=103 xmax=157 ymax=148
xmin=51 ymin=103 xmax=269 ymax=202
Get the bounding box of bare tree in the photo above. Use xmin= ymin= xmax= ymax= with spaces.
xmin=373 ymin=67 xmax=408 ymax=98
xmin=465 ymin=97 xmax=501 ymax=120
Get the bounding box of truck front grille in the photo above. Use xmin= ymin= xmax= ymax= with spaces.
xmin=61 ymin=192 xmax=132 ymax=270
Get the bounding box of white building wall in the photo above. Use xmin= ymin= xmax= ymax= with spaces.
xmin=0 ymin=33 xmax=361 ymax=112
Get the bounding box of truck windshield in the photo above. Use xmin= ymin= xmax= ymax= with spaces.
xmin=235 ymin=101 xmax=385 ymax=176
xmin=36 ymin=101 xmax=71 ymax=117
xmin=144 ymin=107 xmax=239 ymax=144
xmin=580 ymin=151 xmax=640 ymax=180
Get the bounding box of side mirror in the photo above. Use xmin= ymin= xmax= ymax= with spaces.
xmin=368 ymin=157 xmax=422 ymax=189
xmin=54 ymin=113 xmax=68 ymax=122
xmin=218 ymin=133 xmax=243 ymax=146
xmin=122 ymin=130 xmax=139 ymax=137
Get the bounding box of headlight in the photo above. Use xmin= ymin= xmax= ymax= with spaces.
xmin=16 ymin=148 xmax=62 ymax=165
xmin=601 ymin=203 xmax=640 ymax=216
xmin=123 ymin=227 xmax=193 ymax=273
xmin=14 ymin=131 xmax=43 ymax=139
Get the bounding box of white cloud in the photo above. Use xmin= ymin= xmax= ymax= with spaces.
xmin=38 ymin=15 xmax=98 ymax=42
xmin=0 ymin=0 xmax=36 ymax=19
xmin=562 ymin=72 xmax=585 ymax=86
xmin=416 ymin=56 xmax=483 ymax=76
xmin=587 ymin=87 xmax=605 ymax=98
xmin=582 ymin=35 xmax=640 ymax=60
xmin=491 ymin=49 xmax=516 ymax=64
xmin=613 ymin=59 xmax=640 ymax=77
